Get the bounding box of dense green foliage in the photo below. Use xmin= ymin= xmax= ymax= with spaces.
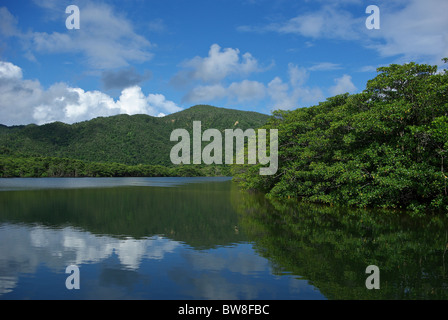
xmin=0 ymin=105 xmax=268 ymax=166
xmin=0 ymin=105 xmax=268 ymax=177
xmin=233 ymin=60 xmax=448 ymax=213
xmin=0 ymin=155 xmax=231 ymax=178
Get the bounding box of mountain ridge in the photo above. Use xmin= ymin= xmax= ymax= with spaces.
xmin=0 ymin=105 xmax=270 ymax=167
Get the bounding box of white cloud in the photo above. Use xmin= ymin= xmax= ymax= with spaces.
xmin=0 ymin=61 xmax=181 ymax=125
xmin=228 ymin=80 xmax=266 ymax=103
xmin=0 ymin=7 xmax=20 ymax=37
xmin=288 ymin=63 xmax=309 ymax=87
xmin=177 ymin=43 xmax=272 ymax=107
xmin=329 ymin=74 xmax=357 ymax=96
xmin=267 ymin=64 xmax=324 ymax=110
xmin=0 ymin=60 xmax=22 ymax=79
xmin=116 ymin=86 xmax=153 ymax=115
xmin=267 ymin=76 xmax=294 ymax=109
xmin=370 ymin=0 xmax=448 ymax=63
xmin=265 ymin=5 xmax=362 ymax=40
xmin=183 ymin=80 xmax=266 ymax=105
xmin=2 ymin=4 xmax=153 ymax=69
xmin=0 ymin=62 xmax=44 ymax=125
xmin=183 ymin=84 xmax=227 ymax=103
xmin=175 ymin=44 xmax=262 ymax=84
xmin=147 ymin=93 xmax=182 ymax=114
xmin=359 ymin=65 xmax=378 ymax=73
xmin=308 ymin=62 xmax=342 ymax=71
xmin=31 ymin=0 xmax=66 ymax=10
xmin=182 ymin=62 xmax=325 ymax=110
xmin=240 ymin=0 xmax=448 ymax=64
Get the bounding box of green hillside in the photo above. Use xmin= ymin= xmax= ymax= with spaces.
xmin=0 ymin=105 xmax=269 ymax=167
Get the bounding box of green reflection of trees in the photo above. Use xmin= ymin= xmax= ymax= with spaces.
xmin=231 ymin=185 xmax=448 ymax=299
xmin=0 ymin=181 xmax=246 ymax=249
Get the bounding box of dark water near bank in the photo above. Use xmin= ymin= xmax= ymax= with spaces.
xmin=0 ymin=177 xmax=447 ymax=299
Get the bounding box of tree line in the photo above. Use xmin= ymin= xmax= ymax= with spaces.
xmin=0 ymin=155 xmax=231 ymax=178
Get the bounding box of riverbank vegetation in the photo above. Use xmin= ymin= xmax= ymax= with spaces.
xmin=233 ymin=60 xmax=448 ymax=213
xmin=0 ymin=155 xmax=230 ymax=178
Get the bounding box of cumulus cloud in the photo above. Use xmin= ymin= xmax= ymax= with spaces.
xmin=267 ymin=77 xmax=292 ymax=108
xmin=0 ymin=60 xmax=22 ymax=79
xmin=183 ymin=63 xmax=325 ymax=110
xmin=184 ymin=80 xmax=266 ymax=104
xmin=267 ymin=64 xmax=324 ymax=110
xmin=0 ymin=61 xmax=181 ymax=125
xmin=180 ymin=61 xmax=328 ymax=110
xmin=329 ymin=74 xmax=357 ymax=96
xmin=0 ymin=62 xmax=44 ymax=125
xmin=228 ymin=80 xmax=266 ymax=103
xmin=147 ymin=93 xmax=183 ymax=114
xmin=176 ymin=44 xmax=270 ymax=106
xmin=173 ymin=44 xmax=262 ymax=85
xmin=183 ymin=84 xmax=227 ymax=103
xmin=288 ymin=63 xmax=309 ymax=87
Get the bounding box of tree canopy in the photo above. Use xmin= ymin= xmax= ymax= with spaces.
xmin=0 ymin=105 xmax=269 ymax=166
xmin=233 ymin=59 xmax=448 ymax=213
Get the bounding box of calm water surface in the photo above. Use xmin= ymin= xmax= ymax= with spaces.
xmin=0 ymin=177 xmax=447 ymax=299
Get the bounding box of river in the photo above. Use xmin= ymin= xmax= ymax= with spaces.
xmin=0 ymin=177 xmax=447 ymax=299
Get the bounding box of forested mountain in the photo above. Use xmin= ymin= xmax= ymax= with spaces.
xmin=0 ymin=105 xmax=269 ymax=166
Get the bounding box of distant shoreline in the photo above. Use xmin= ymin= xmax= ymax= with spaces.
xmin=0 ymin=155 xmax=232 ymax=179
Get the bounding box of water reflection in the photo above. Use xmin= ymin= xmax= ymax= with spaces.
xmin=232 ymin=190 xmax=448 ymax=299
xmin=1 ymin=177 xmax=447 ymax=299
xmin=0 ymin=178 xmax=323 ymax=300
xmin=0 ymin=223 xmax=180 ymax=295
xmin=0 ymin=179 xmax=245 ymax=247
xmin=0 ymin=223 xmax=320 ymax=300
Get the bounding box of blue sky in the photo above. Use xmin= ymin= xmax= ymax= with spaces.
xmin=0 ymin=0 xmax=447 ymax=125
